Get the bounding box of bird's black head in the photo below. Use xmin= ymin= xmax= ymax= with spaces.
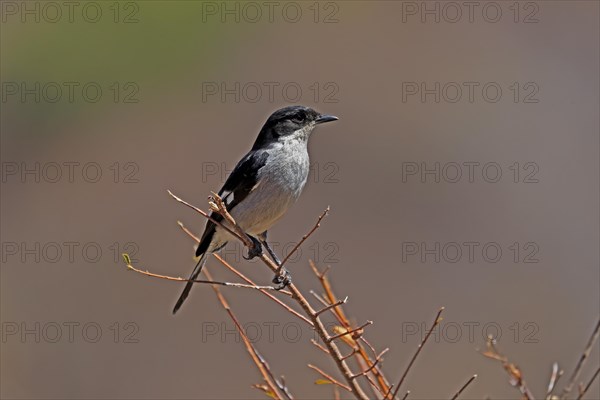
xmin=252 ymin=105 xmax=338 ymax=150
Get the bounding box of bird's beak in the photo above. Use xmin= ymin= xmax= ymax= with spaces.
xmin=315 ymin=114 xmax=339 ymax=124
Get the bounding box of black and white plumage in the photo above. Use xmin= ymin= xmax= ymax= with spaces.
xmin=173 ymin=105 xmax=338 ymax=314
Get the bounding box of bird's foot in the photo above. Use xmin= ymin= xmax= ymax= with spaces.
xmin=243 ymin=236 xmax=263 ymax=260
xmin=272 ymin=267 xmax=292 ymax=290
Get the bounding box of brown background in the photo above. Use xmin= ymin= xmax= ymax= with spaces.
xmin=1 ymin=1 xmax=599 ymax=399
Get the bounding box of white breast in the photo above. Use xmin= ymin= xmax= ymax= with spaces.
xmin=213 ymin=138 xmax=310 ymax=246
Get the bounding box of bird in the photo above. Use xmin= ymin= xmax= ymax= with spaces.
xmin=173 ymin=105 xmax=338 ymax=314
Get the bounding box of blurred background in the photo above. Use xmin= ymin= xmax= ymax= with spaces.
xmin=1 ymin=1 xmax=598 ymax=399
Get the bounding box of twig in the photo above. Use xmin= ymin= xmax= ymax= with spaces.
xmin=315 ymin=296 xmax=348 ymax=317
xmin=308 ymin=364 xmax=352 ymax=392
xmin=279 ymin=207 xmax=329 ymax=269
xmin=213 ymin=254 xmax=291 ymax=297
xmin=401 ymin=390 xmax=410 ymax=400
xmin=562 ymin=319 xmax=600 ymax=399
xmin=391 ymin=307 xmax=445 ymax=399
xmin=350 ymin=348 xmax=389 ymax=379
xmin=327 ymin=321 xmax=373 ymax=343
xmin=341 ymin=348 xmax=359 ymax=361
xmin=311 ymin=339 xmax=331 ymax=356
xmin=310 ymin=290 xmax=331 ymax=308
xmin=450 ymin=374 xmax=477 ymax=400
xmin=577 ymin=367 xmax=599 ymax=400
xmin=204 ymin=267 xmax=290 ymax=400
xmin=359 ymin=337 xmax=378 ymax=357
xmin=168 ymin=190 xmax=246 ymax=244
xmin=122 ymin=257 xmax=281 ymax=291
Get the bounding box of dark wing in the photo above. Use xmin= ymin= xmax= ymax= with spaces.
xmin=175 ymin=150 xmax=270 ymax=314
xmin=195 ymin=150 xmax=269 ymax=256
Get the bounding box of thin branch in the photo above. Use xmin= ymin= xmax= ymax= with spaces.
xmin=310 ymin=290 xmax=331 ymax=308
xmin=208 ymin=191 xmax=254 ymax=248
xmin=213 ymin=254 xmax=312 ymax=320
xmin=391 ymin=307 xmax=445 ymax=399
xmin=213 ymin=254 xmax=291 ymax=297
xmin=562 ymin=318 xmax=600 ymax=399
xmin=308 ymin=364 xmax=352 ymax=392
xmin=311 ymin=339 xmax=331 ymax=356
xmin=359 ymin=337 xmax=378 ymax=357
xmin=577 ymin=367 xmax=600 ymax=400
xmin=204 ymin=267 xmax=289 ymax=400
xmin=354 ymin=354 xmax=382 ymax=400
xmin=315 ymin=296 xmax=348 ymax=317
xmin=350 ymin=348 xmax=389 ymax=379
xmin=450 ymin=374 xmax=477 ymax=400
xmin=328 ymin=321 xmax=373 ymax=343
xmin=122 ymin=258 xmax=281 ymax=291
xmin=167 ymin=190 xmax=246 ymax=244
xmin=341 ymin=348 xmax=359 ymax=361
xmin=279 ymin=207 xmax=329 ymax=269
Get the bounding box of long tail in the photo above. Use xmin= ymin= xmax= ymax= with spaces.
xmin=172 ymin=252 xmax=208 ymax=314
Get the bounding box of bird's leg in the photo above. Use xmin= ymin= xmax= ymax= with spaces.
xmin=263 ymin=240 xmax=292 ymax=289
xmin=261 ymin=240 xmax=282 ymax=266
xmin=243 ymin=235 xmax=263 ymax=260
xmin=258 ymin=231 xmax=292 ymax=290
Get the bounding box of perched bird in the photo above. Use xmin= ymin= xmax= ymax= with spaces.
xmin=173 ymin=105 xmax=338 ymax=314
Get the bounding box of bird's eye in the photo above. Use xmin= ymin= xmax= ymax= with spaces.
xmin=291 ymin=111 xmax=306 ymax=124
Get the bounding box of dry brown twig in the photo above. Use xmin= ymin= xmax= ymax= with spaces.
xmin=279 ymin=207 xmax=329 ymax=269
xmin=123 ymin=260 xmax=284 ymax=291
xmin=308 ymin=364 xmax=352 ymax=392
